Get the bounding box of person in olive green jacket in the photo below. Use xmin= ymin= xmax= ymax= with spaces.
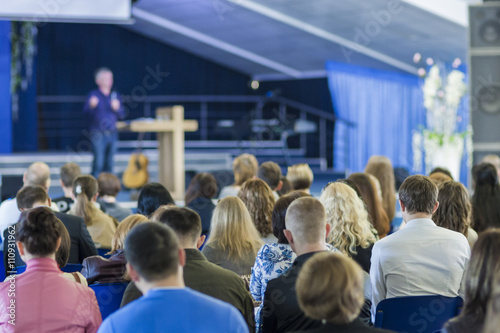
xmin=120 ymin=206 xmax=255 ymax=332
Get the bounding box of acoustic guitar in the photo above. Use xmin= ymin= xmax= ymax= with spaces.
xmin=122 ymin=133 xmax=149 ymax=189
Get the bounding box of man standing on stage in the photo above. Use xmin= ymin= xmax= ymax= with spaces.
xmin=84 ymin=68 xmax=125 ymax=177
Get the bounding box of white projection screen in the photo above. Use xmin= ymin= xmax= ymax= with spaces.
xmin=0 ymin=0 xmax=131 ymax=23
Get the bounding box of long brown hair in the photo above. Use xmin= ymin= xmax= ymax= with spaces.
xmin=365 ymin=156 xmax=396 ymax=221
xmin=460 ymin=229 xmax=500 ymax=321
xmin=432 ymin=181 xmax=471 ymax=237
xmin=238 ymin=179 xmax=275 ymax=237
xmin=184 ymin=173 xmax=217 ymax=205
xmin=206 ymin=197 xmax=263 ymax=260
xmin=72 ymin=175 xmax=99 ymax=226
xmin=348 ymin=173 xmax=390 ymax=238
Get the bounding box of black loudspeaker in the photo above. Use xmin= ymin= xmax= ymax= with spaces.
xmin=469 ymin=3 xmax=500 ymax=160
xmin=1 ymin=175 xmax=23 ymax=202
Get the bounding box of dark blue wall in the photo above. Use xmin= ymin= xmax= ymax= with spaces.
xmin=0 ymin=22 xmax=12 ymax=154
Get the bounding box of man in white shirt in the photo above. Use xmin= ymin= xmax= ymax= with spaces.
xmin=0 ymin=162 xmax=58 ymax=244
xmin=370 ymin=175 xmax=470 ymax=320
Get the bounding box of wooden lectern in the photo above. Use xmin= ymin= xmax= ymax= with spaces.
xmin=119 ymin=106 xmax=198 ymax=200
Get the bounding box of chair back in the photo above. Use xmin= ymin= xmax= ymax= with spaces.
xmin=61 ymin=263 xmax=83 ymax=273
xmin=89 ymin=282 xmax=129 ymax=320
xmin=97 ymin=248 xmax=112 ymax=259
xmin=374 ymin=295 xmax=463 ymax=333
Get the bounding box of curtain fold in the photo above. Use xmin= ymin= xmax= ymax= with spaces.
xmin=326 ymin=61 xmax=425 ymax=175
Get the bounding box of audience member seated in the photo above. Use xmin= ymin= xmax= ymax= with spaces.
xmin=320 ymin=182 xmax=377 ymax=273
xmin=52 ymin=162 xmax=82 ymax=213
xmin=251 ymin=191 xmax=313 ymax=333
xmin=4 ymin=185 xmax=96 ymax=272
xmin=0 ymin=207 xmax=101 ymax=331
xmin=261 ymin=197 xmax=349 ymax=333
xmin=443 ymin=229 xmax=500 ymax=333
xmin=482 ymin=154 xmax=500 ymax=180
xmin=481 ymin=268 xmax=500 ymax=333
xmin=136 ymin=182 xmax=175 ymax=218
xmin=428 ymin=171 xmax=453 ymax=185
xmin=82 ymin=214 xmax=148 ymax=285
xmin=97 ymin=172 xmax=132 ymax=222
xmin=429 ymin=167 xmax=454 ymax=179
xmin=219 ymin=153 xmax=259 ymax=199
xmin=184 ymin=173 xmax=217 ymax=235
xmin=0 ymin=162 xmax=59 ymax=244
xmin=370 ymin=175 xmax=470 ymax=321
xmin=98 ymin=223 xmax=248 ymax=333
xmin=120 ymin=206 xmax=255 ymax=331
xmin=286 ymin=164 xmax=313 ymax=194
xmin=277 ymin=175 xmax=293 ymax=197
xmin=69 ymin=175 xmax=118 ymax=249
xmin=432 ymin=181 xmax=478 ymax=247
xmin=349 ymin=173 xmax=390 ymax=238
xmin=365 ymin=156 xmax=396 ymax=222
xmin=291 ymin=252 xmax=393 ymax=333
xmin=238 ymin=179 xmax=277 ymax=244
xmin=471 ymin=163 xmax=500 ymax=233
xmin=55 ymin=218 xmax=88 ymax=286
xmin=257 ymin=161 xmax=283 ymax=200
xmin=202 ymin=197 xmax=263 ymax=275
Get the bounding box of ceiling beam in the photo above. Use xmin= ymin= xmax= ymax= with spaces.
xmin=132 ymin=7 xmax=303 ymax=78
xmin=228 ymin=0 xmax=419 ymax=75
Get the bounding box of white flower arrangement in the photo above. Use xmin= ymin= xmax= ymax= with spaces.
xmin=413 ymin=62 xmax=471 ymax=178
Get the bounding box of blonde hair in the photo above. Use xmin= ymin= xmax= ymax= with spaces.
xmin=428 ymin=172 xmax=453 ymax=186
xmin=238 ymin=179 xmax=275 ymax=237
xmin=296 ymin=252 xmax=365 ymax=324
xmin=320 ymin=182 xmax=377 ymax=256
xmin=109 ymin=214 xmax=149 ymax=254
xmin=233 ymin=154 xmax=259 ymax=186
xmin=206 ymin=197 xmax=263 ymax=260
xmin=365 ymin=156 xmax=396 ymax=221
xmin=72 ymin=175 xmax=99 ymax=226
xmin=287 ymin=164 xmax=314 ymax=191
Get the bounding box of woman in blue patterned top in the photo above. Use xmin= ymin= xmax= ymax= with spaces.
xmin=250 ymin=191 xmax=310 ymax=332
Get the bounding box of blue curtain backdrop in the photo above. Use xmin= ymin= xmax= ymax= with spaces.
xmin=326 ymin=61 xmax=425 ymax=174
xmin=0 ymin=22 xmax=12 ymax=154
xmin=326 ymin=61 xmax=470 ymax=184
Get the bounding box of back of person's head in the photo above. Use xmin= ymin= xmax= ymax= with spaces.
xmin=97 ymin=172 xmax=121 ymax=197
xmin=16 ymin=185 xmax=49 ymax=211
xmin=55 ymin=219 xmax=71 ymax=268
xmin=348 ymin=173 xmax=389 ymax=237
xmin=25 ymin=162 xmax=51 ymax=189
xmin=184 ymin=173 xmax=217 ymax=205
xmin=137 ymin=183 xmax=175 ymax=217
xmin=17 ymin=207 xmax=62 ymax=257
xmin=257 ymin=161 xmax=282 ymax=190
xmin=287 ymin=164 xmax=314 ymax=191
xmin=394 ymin=167 xmax=410 ymax=191
xmin=428 ymin=171 xmax=453 ymax=185
xmin=482 ymin=154 xmax=500 ymax=173
xmin=364 ymin=156 xmax=396 ymax=221
xmin=207 ymin=196 xmax=262 ymax=259
xmin=296 ymin=252 xmax=365 ymax=325
xmin=60 ymin=163 xmax=82 ymax=188
xmin=233 ymin=154 xmax=259 ymax=186
xmin=125 ymin=223 xmax=180 ymax=282
xmin=272 ymin=191 xmax=311 ymax=244
xmin=109 ymin=214 xmax=149 ymax=254
xmin=335 ymin=179 xmax=361 ymax=198
xmin=319 ymin=182 xmax=376 ymax=256
xmin=482 ymin=276 xmax=500 ymax=333
xmin=277 ymin=176 xmax=293 ymax=197
xmin=471 ymin=163 xmax=500 ymax=232
xmin=152 ymin=206 xmax=201 ymax=246
xmin=461 ymin=229 xmax=500 ymax=322
xmin=72 ymin=175 xmax=99 ymax=226
xmin=398 ymin=175 xmax=438 ymax=215
xmin=238 ymin=179 xmax=275 ymax=238
xmin=285 ymin=197 xmax=326 ymax=245
xmin=432 ymin=181 xmax=471 ymax=236
xmin=429 ymin=167 xmax=454 ymax=180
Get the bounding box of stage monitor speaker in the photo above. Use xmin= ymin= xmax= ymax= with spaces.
xmin=469 ymin=3 xmax=500 ymax=161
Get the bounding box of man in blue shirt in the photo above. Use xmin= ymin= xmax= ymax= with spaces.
xmin=98 ymin=222 xmax=249 ymax=333
xmin=83 ymin=68 xmax=125 ymax=177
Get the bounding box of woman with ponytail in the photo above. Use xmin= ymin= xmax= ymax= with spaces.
xmin=69 ymin=175 xmax=117 ymax=249
xmin=0 ymin=207 xmax=101 ymax=331
xmin=471 ymin=163 xmax=500 ymax=233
